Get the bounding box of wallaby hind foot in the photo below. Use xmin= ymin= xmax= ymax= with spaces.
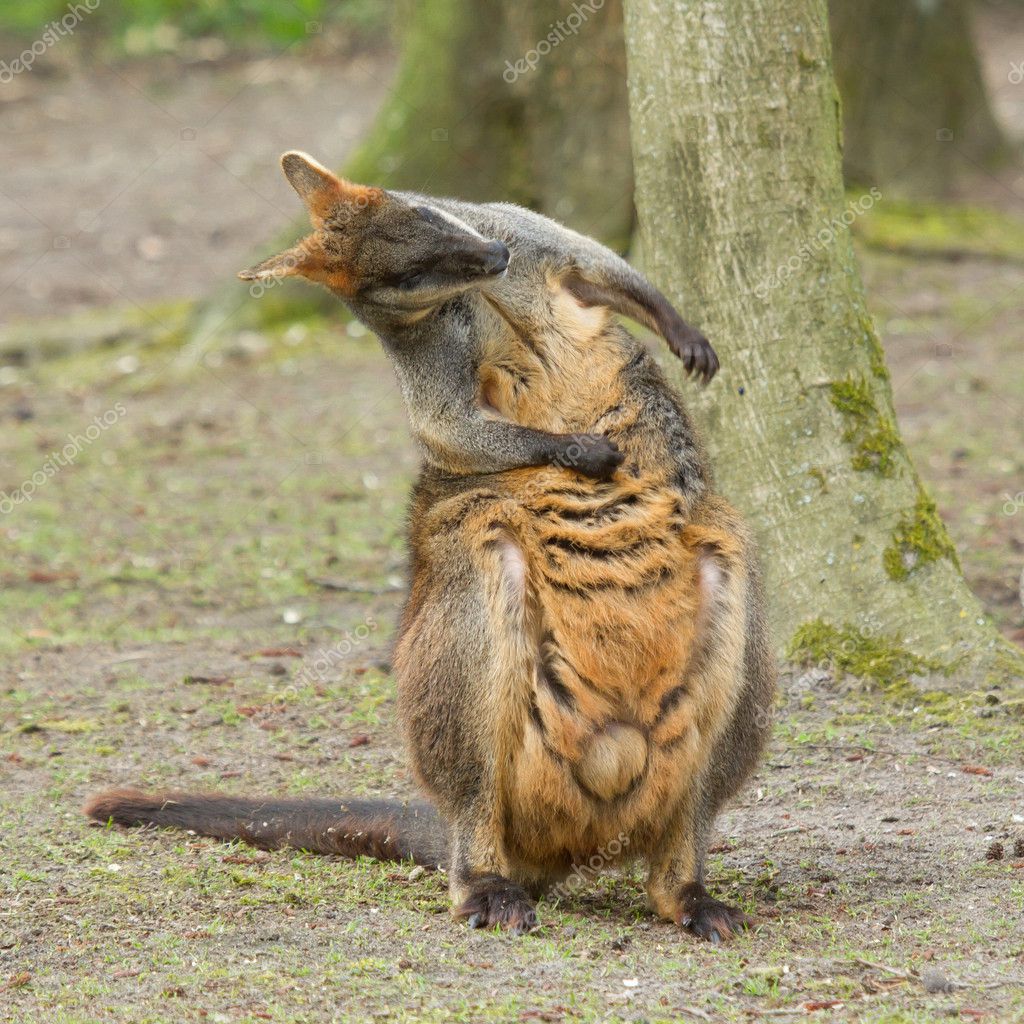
xmin=453 ymin=874 xmax=539 ymax=936
xmin=677 ymin=883 xmax=748 ymax=944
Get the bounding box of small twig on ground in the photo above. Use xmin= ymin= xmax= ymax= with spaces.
xmin=676 ymin=1007 xmax=714 ymax=1021
xmin=306 ymin=575 xmax=404 ymax=594
xmin=854 ymin=958 xmax=914 ymax=979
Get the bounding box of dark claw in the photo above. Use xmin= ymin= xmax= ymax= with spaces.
xmin=667 ymin=323 xmax=718 ymax=384
xmin=676 ymin=883 xmax=748 ymax=943
xmin=454 ymin=875 xmax=538 ymax=936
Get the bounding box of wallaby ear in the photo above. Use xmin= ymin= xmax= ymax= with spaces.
xmin=280 ymin=150 xmax=382 ymax=224
xmin=281 ymin=151 xmax=339 ymax=205
xmin=237 ymin=240 xmax=319 ymax=283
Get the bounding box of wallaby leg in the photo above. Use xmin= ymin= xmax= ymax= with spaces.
xmin=645 ymin=505 xmax=774 ymax=942
xmin=645 ymin=789 xmax=747 ymax=943
xmin=448 ymin=813 xmax=538 ymax=935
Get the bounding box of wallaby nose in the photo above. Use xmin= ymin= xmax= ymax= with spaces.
xmin=483 ymin=241 xmax=510 ymax=275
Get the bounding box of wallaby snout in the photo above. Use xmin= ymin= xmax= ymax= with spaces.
xmin=482 ymin=240 xmax=510 ymax=276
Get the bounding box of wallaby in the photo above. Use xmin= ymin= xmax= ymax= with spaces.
xmin=86 ymin=156 xmax=775 ymax=942
xmin=238 ymin=152 xmax=717 ymax=483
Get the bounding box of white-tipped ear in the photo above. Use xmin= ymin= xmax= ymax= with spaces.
xmin=280 ymin=151 xmax=341 ymax=204
xmin=280 ymin=150 xmax=383 ymax=223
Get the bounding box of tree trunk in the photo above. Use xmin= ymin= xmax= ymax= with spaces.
xmin=829 ymin=0 xmax=1009 ymax=196
xmin=182 ymin=0 xmax=634 ymax=359
xmin=623 ymin=0 xmax=1022 ymax=683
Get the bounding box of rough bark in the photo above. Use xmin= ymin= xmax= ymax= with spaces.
xmin=623 ymin=0 xmax=1022 ymax=683
xmin=829 ymin=0 xmax=1009 ymax=196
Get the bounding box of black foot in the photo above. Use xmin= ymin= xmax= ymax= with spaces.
xmin=453 ymin=874 xmax=538 ymax=936
xmin=566 ymin=434 xmax=624 ymax=481
xmin=667 ymin=325 xmax=719 ymax=384
xmin=676 ymin=882 xmax=748 ymax=943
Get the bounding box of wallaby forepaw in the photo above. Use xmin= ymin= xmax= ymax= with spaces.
xmin=569 ymin=434 xmax=624 ymax=481
xmin=668 ymin=326 xmax=719 ymax=384
xmin=454 ymin=876 xmax=539 ymax=936
xmin=675 ymin=883 xmax=748 ymax=943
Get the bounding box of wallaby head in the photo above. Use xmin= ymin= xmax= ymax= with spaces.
xmin=238 ymin=151 xmax=509 ymax=310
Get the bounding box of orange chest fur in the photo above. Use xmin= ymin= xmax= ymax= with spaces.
xmin=478 ymin=284 xmax=625 ymax=434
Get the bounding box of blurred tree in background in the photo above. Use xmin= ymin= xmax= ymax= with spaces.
xmin=346 ymin=0 xmax=634 ymax=248
xmin=344 ymin=0 xmax=1012 ymax=224
xmin=830 ymin=0 xmax=1010 ymax=195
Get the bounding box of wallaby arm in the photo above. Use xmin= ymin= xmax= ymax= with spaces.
xmin=558 ymin=239 xmax=718 ymax=382
xmin=382 ymin=321 xmax=622 ymax=481
xmin=411 ymin=404 xmax=622 ymax=482
xmin=411 ymin=195 xmax=718 ymax=382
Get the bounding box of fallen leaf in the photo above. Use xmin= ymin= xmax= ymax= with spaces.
xmin=804 ymin=1001 xmax=844 ymax=1011
xmin=28 ymin=570 xmax=77 ymax=583
xmin=349 ymin=734 xmax=371 ymax=748
xmin=961 ymin=765 xmax=993 ymax=777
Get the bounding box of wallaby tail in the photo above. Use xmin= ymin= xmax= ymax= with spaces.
xmin=84 ymin=788 xmax=448 ymax=868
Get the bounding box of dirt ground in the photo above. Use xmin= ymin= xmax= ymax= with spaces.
xmin=2 ymin=17 xmax=1024 ymax=1024
xmin=0 ymin=48 xmax=394 ymax=323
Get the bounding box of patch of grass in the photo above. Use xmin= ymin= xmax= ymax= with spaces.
xmin=853 ymin=196 xmax=1024 ymax=264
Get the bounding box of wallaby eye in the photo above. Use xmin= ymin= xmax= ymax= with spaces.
xmin=398 ymin=271 xmax=426 ymax=290
xmin=413 ymin=205 xmax=449 ymax=231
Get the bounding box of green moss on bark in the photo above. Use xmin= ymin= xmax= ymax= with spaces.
xmin=883 ymin=489 xmax=961 ymax=581
xmin=829 ymin=375 xmax=901 ymax=475
xmin=859 ymin=313 xmax=890 ymax=381
xmin=787 ymin=619 xmax=949 ymax=691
